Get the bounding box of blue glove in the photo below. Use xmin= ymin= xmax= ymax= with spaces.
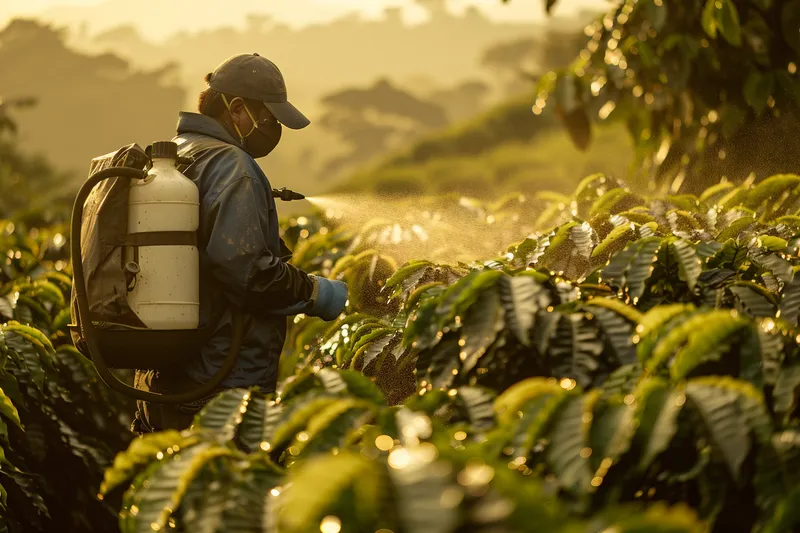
xmin=306 ymin=275 xmax=348 ymax=321
xmin=269 ymin=275 xmax=348 ymax=321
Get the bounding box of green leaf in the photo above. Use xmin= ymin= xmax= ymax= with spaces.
xmin=193 ymin=389 xmax=251 ymax=440
xmin=3 ymin=323 xmax=54 ymax=355
xmin=754 ymin=251 xmax=793 ymax=284
xmin=764 ymin=481 xmax=800 ymax=533
xmin=670 ymin=238 xmax=702 ymax=291
xmin=585 ymin=297 xmax=643 ymax=324
xmin=782 ymin=0 xmax=800 ymax=54
xmin=600 ymin=237 xmax=662 ymax=300
xmin=549 ymin=314 xmax=604 ymax=387
xmin=0 ymin=386 xmax=21 ymax=430
xmin=351 ymin=332 xmax=394 ymax=370
xmin=238 ymin=396 xmax=283 ymax=454
xmin=124 ymin=443 xmax=234 ymax=533
xmin=744 ymin=70 xmax=775 ymax=116
xmin=185 ymin=465 xmax=280 ymax=533
xmin=774 ymin=365 xmax=800 ymax=417
xmin=278 ymin=452 xmax=382 ymax=533
xmin=729 ymin=284 xmax=777 ymax=317
xmin=638 ymin=304 xmax=694 ymax=339
xmin=586 ymin=304 xmax=637 ymax=365
xmin=460 ymin=287 xmax=505 ymax=373
xmin=270 ymin=396 xmax=341 ymax=450
xmin=685 ymin=378 xmax=753 ymax=481
xmin=590 ymin=401 xmax=635 ymax=469
xmin=415 ymin=337 xmax=460 ymax=391
xmin=500 ymin=275 xmax=548 ymax=347
xmin=389 ymin=446 xmax=458 ymax=533
xmin=635 ymin=380 xmax=684 ymax=471
xmin=494 ymin=378 xmax=564 ymax=426
xmin=590 ymin=189 xmax=641 ymax=218
xmin=555 ymin=73 xmax=581 ymax=115
xmin=31 ymin=280 xmax=65 ymax=307
xmin=601 ymin=364 xmax=643 ymax=401
xmin=702 ymin=0 xmax=718 ymax=38
xmin=0 ymin=297 xmax=13 ymax=320
xmin=455 ymin=386 xmax=496 ymax=431
xmin=100 ymin=430 xmax=192 ymax=495
xmin=718 ymin=0 xmax=742 ymax=46
xmin=294 ymin=398 xmax=375 ymax=457
xmin=656 ymin=310 xmax=748 ymax=379
xmin=745 ymin=174 xmax=800 ymax=209
xmin=592 ymin=225 xmax=636 ymax=261
xmin=545 ymin=394 xmax=594 ymax=496
xmin=643 ymin=0 xmax=668 ymax=32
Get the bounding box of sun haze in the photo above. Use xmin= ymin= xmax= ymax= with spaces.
xmin=1 ymin=0 xmax=605 ymax=40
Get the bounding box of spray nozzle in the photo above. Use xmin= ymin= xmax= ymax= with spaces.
xmin=272 ymin=187 xmax=306 ymax=201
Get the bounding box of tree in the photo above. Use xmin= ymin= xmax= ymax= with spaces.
xmin=526 ymin=0 xmax=800 ymax=193
xmin=481 ymin=26 xmax=589 ymax=96
xmin=0 ymin=95 xmax=72 ymax=223
xmin=413 ymin=0 xmax=448 ymax=18
xmin=318 ymin=78 xmax=450 ymax=176
xmin=427 ymin=79 xmax=490 ymax=123
xmin=0 ymin=19 xmax=185 ymax=178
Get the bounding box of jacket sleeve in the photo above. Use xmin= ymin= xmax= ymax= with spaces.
xmin=203 ymin=175 xmax=314 ymax=312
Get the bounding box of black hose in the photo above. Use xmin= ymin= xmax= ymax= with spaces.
xmin=70 ymin=166 xmax=244 ymax=404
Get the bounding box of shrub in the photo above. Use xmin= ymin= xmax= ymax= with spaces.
xmin=98 ymin=173 xmax=800 ymax=533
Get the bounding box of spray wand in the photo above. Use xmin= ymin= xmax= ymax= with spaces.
xmin=272 ymin=187 xmax=305 ymax=201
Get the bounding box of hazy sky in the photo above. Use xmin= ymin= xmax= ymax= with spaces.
xmin=1 ymin=0 xmax=608 ymax=40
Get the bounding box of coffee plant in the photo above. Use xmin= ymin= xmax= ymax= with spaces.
xmin=81 ymin=172 xmax=800 ymax=533
xmin=0 ymin=217 xmax=135 ymax=533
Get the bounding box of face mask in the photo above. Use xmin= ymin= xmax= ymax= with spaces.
xmin=222 ymin=95 xmax=283 ymax=158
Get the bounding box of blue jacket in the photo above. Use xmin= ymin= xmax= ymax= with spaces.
xmin=171 ymin=111 xmax=314 ymax=391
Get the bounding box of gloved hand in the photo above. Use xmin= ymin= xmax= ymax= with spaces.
xmin=306 ymin=275 xmax=348 ymax=321
xmin=268 ymin=275 xmax=348 ymax=321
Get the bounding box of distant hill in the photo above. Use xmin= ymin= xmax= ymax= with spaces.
xmin=0 ymin=19 xmax=184 ymax=178
xmin=333 ymin=92 xmax=633 ymax=199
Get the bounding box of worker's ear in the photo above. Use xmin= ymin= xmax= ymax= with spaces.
xmin=227 ymin=97 xmax=247 ymax=120
xmin=226 ymin=97 xmax=254 ymax=138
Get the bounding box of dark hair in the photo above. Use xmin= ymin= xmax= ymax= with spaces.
xmin=197 ymin=73 xmax=227 ymax=117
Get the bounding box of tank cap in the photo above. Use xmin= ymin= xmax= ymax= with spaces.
xmin=150 ymin=141 xmax=178 ymax=160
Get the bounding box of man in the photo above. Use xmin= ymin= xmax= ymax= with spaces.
xmin=131 ymin=53 xmax=347 ymax=433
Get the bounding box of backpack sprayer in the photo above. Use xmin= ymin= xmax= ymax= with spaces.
xmin=69 ymin=140 xmax=306 ymax=404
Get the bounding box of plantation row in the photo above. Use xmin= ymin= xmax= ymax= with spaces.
xmin=4 ymin=174 xmax=800 ymax=531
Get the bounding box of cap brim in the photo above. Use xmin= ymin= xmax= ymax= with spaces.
xmin=265 ymin=101 xmax=310 ymax=130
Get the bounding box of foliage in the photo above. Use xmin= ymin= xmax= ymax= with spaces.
xmin=533 ymin=0 xmax=800 ymax=193
xmin=100 ymin=172 xmax=800 ymax=533
xmin=0 ymin=217 xmax=134 ymax=533
xmin=0 ymin=97 xmax=72 ymax=224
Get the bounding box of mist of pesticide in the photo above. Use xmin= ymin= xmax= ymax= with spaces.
xmin=301 ymin=192 xmax=538 ymax=265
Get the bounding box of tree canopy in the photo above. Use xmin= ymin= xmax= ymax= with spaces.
xmin=527 ymin=0 xmax=800 ymax=193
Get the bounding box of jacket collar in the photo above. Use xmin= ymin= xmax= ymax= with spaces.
xmin=176 ymin=111 xmax=242 ymax=147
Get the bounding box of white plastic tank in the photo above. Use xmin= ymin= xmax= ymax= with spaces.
xmin=126 ymin=141 xmax=200 ymax=330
